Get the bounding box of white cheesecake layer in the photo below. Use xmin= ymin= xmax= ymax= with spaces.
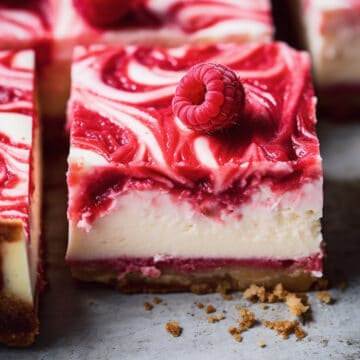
xmin=301 ymin=0 xmax=360 ymax=85
xmin=67 ymin=181 xmax=323 ymax=262
xmin=0 ymin=50 xmax=40 ymax=305
xmin=1 ymin=229 xmax=32 ymax=303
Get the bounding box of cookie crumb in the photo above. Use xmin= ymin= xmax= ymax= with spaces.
xmin=258 ymin=340 xmax=266 ymax=348
xmin=243 ymin=284 xmax=267 ymax=302
xmin=263 ymin=320 xmax=306 ymax=340
xmin=207 ymin=312 xmax=225 ymax=323
xmin=144 ymin=302 xmax=153 ymax=311
xmin=316 ymin=291 xmax=332 ymax=304
xmin=228 ymin=327 xmax=243 ymax=342
xmin=205 ymin=304 xmax=216 ymax=314
xmin=237 ymin=307 xmax=256 ymax=331
xmin=286 ymin=293 xmax=309 ymax=316
xmin=260 ymin=303 xmax=268 ymax=310
xmin=153 ymin=297 xmax=162 ymax=304
xmin=294 ymin=326 xmax=307 ymax=340
xmin=165 ymin=321 xmax=182 ymax=337
xmin=196 ymin=302 xmax=204 ymax=309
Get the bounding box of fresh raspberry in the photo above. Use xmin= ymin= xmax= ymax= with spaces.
xmin=172 ymin=63 xmax=245 ymax=133
xmin=73 ymin=0 xmax=131 ymax=28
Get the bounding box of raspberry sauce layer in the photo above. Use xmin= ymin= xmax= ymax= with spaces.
xmin=67 ymin=253 xmax=323 ymax=277
xmin=68 ymin=42 xmax=322 ymax=228
xmin=0 ymin=50 xmax=35 ymax=239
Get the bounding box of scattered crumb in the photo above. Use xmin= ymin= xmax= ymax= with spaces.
xmin=243 ymin=284 xmax=267 ymax=302
xmin=144 ymin=302 xmax=153 ymax=311
xmin=222 ymin=293 xmax=233 ymax=301
xmin=316 ymin=291 xmax=332 ymax=304
xmin=228 ymin=308 xmax=256 ymax=342
xmin=165 ymin=321 xmax=182 ymax=337
xmin=228 ymin=327 xmax=243 ymax=342
xmin=196 ymin=302 xmax=204 ymax=309
xmin=286 ymin=293 xmax=309 ymax=316
xmin=294 ymin=326 xmax=307 ymax=340
xmin=314 ymin=278 xmax=329 ymax=290
xmin=263 ymin=320 xmax=306 ymax=340
xmin=243 ymin=283 xmax=288 ymax=303
xmin=260 ymin=303 xmax=268 ymax=310
xmin=205 ymin=304 xmax=216 ymax=314
xmin=207 ymin=312 xmax=225 ymax=323
xmin=153 ymin=297 xmax=162 ymax=304
xmin=237 ymin=308 xmax=256 ymax=332
xmin=258 ymin=340 xmax=266 ymax=348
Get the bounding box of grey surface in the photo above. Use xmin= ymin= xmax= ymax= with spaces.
xmin=0 ymin=122 xmax=359 ymax=360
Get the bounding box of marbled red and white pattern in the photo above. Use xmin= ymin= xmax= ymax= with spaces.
xmin=67 ymin=42 xmax=322 ymax=228
xmin=0 ymin=50 xmax=35 ymax=238
xmin=51 ymin=0 xmax=273 ymax=43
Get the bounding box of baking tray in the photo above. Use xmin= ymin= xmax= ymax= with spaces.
xmin=0 ymin=121 xmax=359 ymax=360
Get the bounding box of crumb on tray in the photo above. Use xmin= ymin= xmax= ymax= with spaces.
xmin=144 ymin=302 xmax=153 ymax=311
xmin=153 ymin=297 xmax=162 ymax=304
xmin=286 ymin=293 xmax=309 ymax=316
xmin=205 ymin=304 xmax=216 ymax=314
xmin=263 ymin=320 xmax=306 ymax=340
xmin=165 ymin=321 xmax=182 ymax=337
xmin=316 ymin=291 xmax=332 ymax=304
xmin=258 ymin=340 xmax=266 ymax=348
xmin=207 ymin=312 xmax=225 ymax=323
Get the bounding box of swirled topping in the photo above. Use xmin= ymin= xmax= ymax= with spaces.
xmin=0 ymin=50 xmax=35 ymax=237
xmin=68 ymin=43 xmax=322 ymax=225
xmin=52 ymin=0 xmax=272 ymax=44
xmin=0 ymin=0 xmax=50 ymax=42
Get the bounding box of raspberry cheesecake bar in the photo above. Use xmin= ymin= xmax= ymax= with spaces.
xmin=294 ymin=0 xmax=360 ymax=115
xmin=43 ymin=0 xmax=273 ymax=118
xmin=66 ymin=42 xmax=323 ymax=293
xmin=0 ymin=50 xmax=41 ymax=346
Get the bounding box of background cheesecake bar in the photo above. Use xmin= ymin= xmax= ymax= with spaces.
xmin=43 ymin=0 xmax=273 ymax=119
xmin=66 ymin=42 xmax=323 ymax=293
xmin=294 ymin=0 xmax=360 ymax=116
xmin=0 ymin=50 xmax=41 ymax=346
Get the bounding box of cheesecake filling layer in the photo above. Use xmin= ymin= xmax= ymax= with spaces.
xmin=67 ymin=185 xmax=323 ymax=274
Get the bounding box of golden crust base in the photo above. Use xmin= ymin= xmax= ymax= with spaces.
xmin=0 ymin=294 xmax=38 ymax=347
xmin=70 ymin=264 xmax=317 ymax=294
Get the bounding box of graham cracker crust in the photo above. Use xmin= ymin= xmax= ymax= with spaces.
xmin=70 ymin=264 xmax=317 ymax=293
xmin=0 ymin=293 xmax=38 ymax=347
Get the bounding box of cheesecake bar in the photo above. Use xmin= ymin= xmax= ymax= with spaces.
xmin=294 ymin=0 xmax=360 ymax=115
xmin=66 ymin=42 xmax=323 ymax=293
xmin=43 ymin=0 xmax=273 ymax=119
xmin=0 ymin=50 xmax=41 ymax=346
